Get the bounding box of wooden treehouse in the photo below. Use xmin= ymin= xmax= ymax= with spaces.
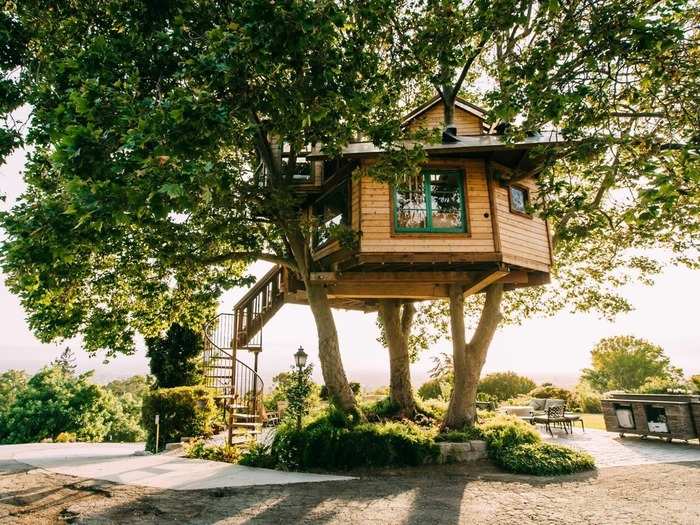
xmin=203 ymin=96 xmax=560 ymax=435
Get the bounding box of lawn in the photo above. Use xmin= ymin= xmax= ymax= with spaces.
xmin=579 ymin=413 xmax=605 ymax=431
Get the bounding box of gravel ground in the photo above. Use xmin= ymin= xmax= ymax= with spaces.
xmin=1 ymin=458 xmax=699 ymax=524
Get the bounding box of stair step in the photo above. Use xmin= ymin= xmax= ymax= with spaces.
xmin=231 ymin=422 xmax=262 ymax=429
xmin=232 ymin=413 xmax=259 ymax=419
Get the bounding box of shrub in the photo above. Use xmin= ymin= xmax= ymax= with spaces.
xmin=691 ymin=375 xmax=700 ymax=394
xmin=184 ymin=439 xmax=243 ymax=463
xmin=435 ymin=426 xmax=483 ymax=443
xmin=495 ymin=442 xmax=595 ymax=476
xmin=637 ymin=376 xmax=692 ymax=395
xmin=55 ymin=432 xmax=77 ymax=443
xmin=239 ymin=442 xmax=277 ymax=469
xmin=267 ymin=413 xmax=439 ymax=471
xmin=362 ymin=397 xmax=400 ymax=420
xmin=418 ymin=398 xmax=447 ymax=420
xmin=478 ymin=372 xmax=536 ymax=402
xmin=479 ymin=415 xmax=541 ymax=452
xmin=417 ymin=378 xmax=443 ymax=400
xmin=528 ymin=385 xmax=577 ymax=408
xmin=145 ymin=324 xmax=203 ymax=388
xmin=141 ymin=386 xmax=216 ymax=452
xmin=574 ymin=382 xmax=602 ymax=414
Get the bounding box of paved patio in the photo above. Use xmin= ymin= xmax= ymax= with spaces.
xmin=541 ymin=427 xmax=700 ymax=468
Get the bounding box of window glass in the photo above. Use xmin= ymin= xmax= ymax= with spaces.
xmin=509 ymin=186 xmax=528 ymax=214
xmin=394 ymin=171 xmax=465 ymax=232
xmin=429 ymin=173 xmax=462 ymax=229
xmin=395 ymin=175 xmax=427 ymax=229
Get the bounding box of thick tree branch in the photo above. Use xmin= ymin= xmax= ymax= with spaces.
xmin=196 ymin=251 xmax=298 ymax=272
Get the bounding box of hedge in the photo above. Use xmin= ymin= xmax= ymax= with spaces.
xmin=141 ymin=386 xmax=216 ymax=452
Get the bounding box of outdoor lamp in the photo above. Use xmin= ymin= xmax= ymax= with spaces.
xmin=294 ymin=346 xmax=308 ymax=369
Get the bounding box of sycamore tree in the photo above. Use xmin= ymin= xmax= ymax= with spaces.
xmin=382 ymin=0 xmax=700 ymax=428
xmin=0 ymin=0 xmax=411 ymax=415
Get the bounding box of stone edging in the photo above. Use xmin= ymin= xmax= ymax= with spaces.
xmin=436 ymin=440 xmax=487 ymax=464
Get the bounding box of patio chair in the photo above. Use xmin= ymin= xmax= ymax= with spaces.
xmin=532 ymin=405 xmax=570 ymax=436
xmin=564 ymin=412 xmax=585 ymax=433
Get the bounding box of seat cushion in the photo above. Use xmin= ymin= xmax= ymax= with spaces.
xmin=544 ymin=398 xmax=565 ymax=409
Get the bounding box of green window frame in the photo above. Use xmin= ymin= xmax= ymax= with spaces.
xmin=393 ymin=170 xmax=467 ymax=233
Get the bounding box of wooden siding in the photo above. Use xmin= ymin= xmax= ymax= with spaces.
xmin=359 ymin=159 xmax=496 ymax=253
xmin=493 ymin=176 xmax=551 ymax=271
xmin=406 ymin=104 xmax=482 ymax=135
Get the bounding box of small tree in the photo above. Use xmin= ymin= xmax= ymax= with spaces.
xmin=283 ymin=365 xmax=314 ymax=429
xmin=582 ymin=336 xmax=683 ymax=393
xmin=145 ymin=324 xmax=203 ymax=388
xmin=478 ymin=372 xmax=536 ymax=403
xmin=52 ymin=347 xmax=78 ymax=375
xmin=691 ymin=375 xmax=700 ymax=394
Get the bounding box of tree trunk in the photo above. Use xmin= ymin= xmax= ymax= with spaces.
xmin=377 ymin=300 xmax=417 ymax=418
xmin=442 ymin=283 xmax=504 ymax=430
xmin=284 ymin=227 xmax=358 ymax=415
xmin=305 ymin=281 xmax=358 ymax=413
xmin=443 ymin=92 xmax=456 ymax=128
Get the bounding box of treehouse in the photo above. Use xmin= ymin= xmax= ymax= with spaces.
xmin=203 ymin=97 xmax=561 ymax=433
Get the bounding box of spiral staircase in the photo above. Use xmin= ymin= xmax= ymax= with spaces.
xmin=202 ymin=266 xmax=286 ymax=444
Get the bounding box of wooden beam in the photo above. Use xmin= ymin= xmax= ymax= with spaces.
xmin=326 ymin=282 xmax=452 ymax=299
xmin=463 ymin=269 xmax=509 ymax=296
xmin=311 ymin=271 xmax=481 ymax=284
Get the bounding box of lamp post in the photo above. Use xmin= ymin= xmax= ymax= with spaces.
xmin=294 ymin=346 xmax=307 ymax=431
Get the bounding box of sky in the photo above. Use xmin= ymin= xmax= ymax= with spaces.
xmin=1 ymin=147 xmax=699 ymax=390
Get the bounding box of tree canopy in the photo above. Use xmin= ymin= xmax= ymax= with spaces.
xmin=1 ymin=0 xmax=699 ymax=415
xmin=581 ymin=335 xmax=683 ymax=392
xmin=145 ymin=323 xmax=203 ymax=388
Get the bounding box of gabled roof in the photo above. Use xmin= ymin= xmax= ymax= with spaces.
xmin=401 ymin=95 xmax=487 ymax=127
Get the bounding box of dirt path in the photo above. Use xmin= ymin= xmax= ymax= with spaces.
xmin=1 ymin=458 xmax=699 ymax=524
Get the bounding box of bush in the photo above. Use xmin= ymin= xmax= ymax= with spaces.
xmin=184 ymin=439 xmax=244 ymax=463
xmin=141 ymin=386 xmax=216 ymax=452
xmin=574 ymin=382 xmax=602 ymax=414
xmin=239 ymin=442 xmax=277 ymax=469
xmin=435 ymin=426 xmax=483 ymax=443
xmin=527 ymin=385 xmax=577 ymax=408
xmin=637 ymin=376 xmax=692 ymax=395
xmin=417 ymin=378 xmax=443 ymax=400
xmin=495 ymin=442 xmax=595 ymax=476
xmin=479 ymin=415 xmax=541 ymax=452
xmin=145 ymin=324 xmax=203 ymax=388
xmin=55 ymin=432 xmax=77 ymax=443
xmin=691 ymin=375 xmax=700 ymax=394
xmin=266 ymin=412 xmax=439 ymax=471
xmin=478 ymin=372 xmax=536 ymax=402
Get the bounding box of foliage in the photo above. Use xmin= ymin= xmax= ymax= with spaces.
xmin=262 ymin=410 xmax=438 ymax=471
xmin=239 ymin=442 xmax=277 ymax=469
xmin=527 ymin=385 xmax=577 ymax=408
xmin=478 ymin=372 xmax=536 ymax=402
xmin=105 ymin=375 xmax=152 ymax=398
xmin=141 ymin=386 xmax=216 ymax=452
xmin=691 ymin=376 xmax=700 ymax=394
xmin=52 ymin=347 xmax=78 ymax=375
xmin=55 ymin=432 xmax=77 ymax=443
xmin=320 ymin=382 xmax=361 ymax=401
xmin=496 ymin=442 xmax=595 ymax=476
xmin=637 ymin=377 xmax=692 ymax=395
xmin=281 ymin=364 xmax=315 ymax=426
xmin=582 ymin=336 xmax=683 ymax=392
xmin=0 ymin=369 xmax=28 ymax=435
xmin=417 ymin=378 xmax=443 ymax=400
xmin=574 ymin=382 xmax=602 ymax=414
xmin=184 ymin=439 xmax=244 ymax=463
xmin=479 ymin=415 xmax=541 ymax=453
xmin=0 ymin=366 xmax=114 ymax=443
xmin=435 ymin=426 xmax=483 ymax=443
xmin=478 ymin=415 xmax=594 ymax=475
xmin=145 ymin=324 xmax=203 ymax=388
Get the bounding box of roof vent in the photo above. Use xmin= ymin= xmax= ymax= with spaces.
xmin=442 ymin=125 xmax=459 ymax=144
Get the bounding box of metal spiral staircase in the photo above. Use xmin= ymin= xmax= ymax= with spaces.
xmin=202 ymin=266 xmax=287 ymax=443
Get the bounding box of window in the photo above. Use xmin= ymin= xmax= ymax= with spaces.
xmin=509 ymin=185 xmax=530 ymax=216
xmin=393 ymin=170 xmax=466 ymax=233
xmin=312 ymin=183 xmax=348 ymax=247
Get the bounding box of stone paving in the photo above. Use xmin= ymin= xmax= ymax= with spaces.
xmin=541 ymin=427 xmax=700 ymax=468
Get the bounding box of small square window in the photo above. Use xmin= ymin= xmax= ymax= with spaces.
xmin=509 ymin=185 xmax=529 ymax=215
